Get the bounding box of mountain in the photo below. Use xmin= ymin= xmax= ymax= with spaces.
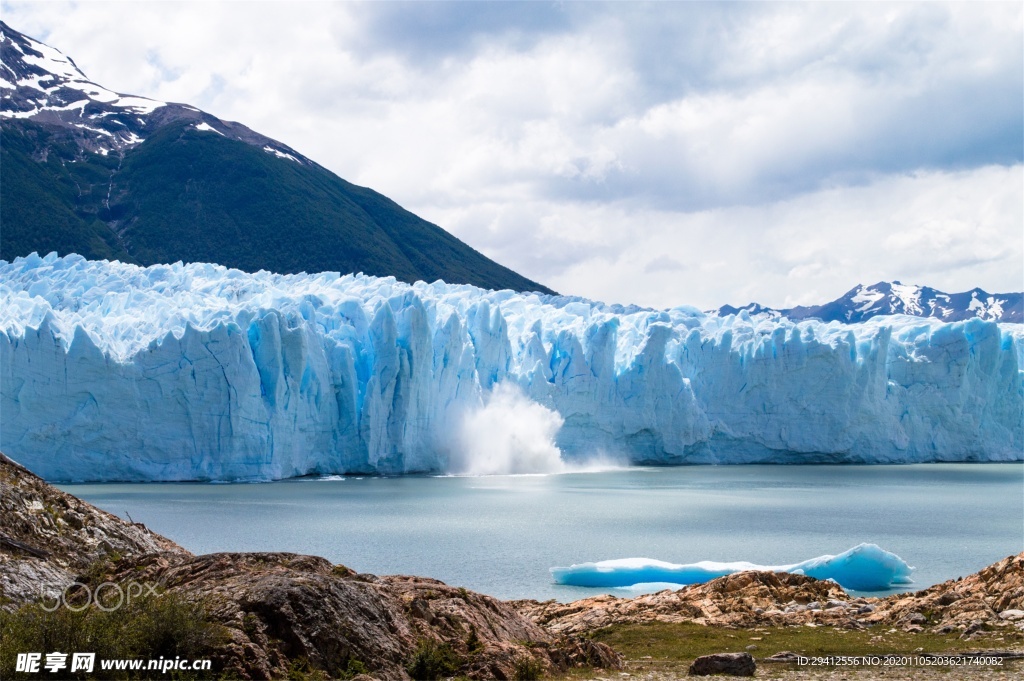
xmin=717 ymin=282 xmax=1023 ymax=324
xmin=0 ymin=22 xmax=554 ymax=294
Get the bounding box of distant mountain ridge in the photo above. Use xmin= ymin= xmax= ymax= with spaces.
xmin=0 ymin=22 xmax=555 ymax=294
xmin=717 ymin=282 xmax=1023 ymax=324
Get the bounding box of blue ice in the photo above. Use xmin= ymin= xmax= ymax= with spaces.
xmin=551 ymin=543 xmax=915 ymax=592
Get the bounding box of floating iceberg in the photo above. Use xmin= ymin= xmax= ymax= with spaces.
xmin=1 ymin=253 xmax=1021 ymax=481
xmin=551 ymin=543 xmax=915 ymax=591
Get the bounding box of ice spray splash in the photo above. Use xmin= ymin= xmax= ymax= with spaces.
xmin=454 ymin=383 xmax=566 ymax=475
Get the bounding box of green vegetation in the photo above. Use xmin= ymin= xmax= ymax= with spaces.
xmin=0 ymin=123 xmax=132 ymax=263
xmin=286 ymin=657 xmax=331 ymax=681
xmin=512 ymin=654 xmax=545 ymax=681
xmin=465 ymin=624 xmax=483 ymax=654
xmin=586 ymin=621 xmax=1024 ymax=675
xmin=1 ymin=119 xmax=553 ymax=294
xmin=406 ymin=639 xmax=464 ymax=680
xmin=285 ymin=657 xmax=370 ymax=681
xmin=341 ymin=657 xmax=367 ymax=678
xmin=80 ymin=552 xmax=123 ymax=586
xmin=0 ymin=590 xmax=226 ymax=679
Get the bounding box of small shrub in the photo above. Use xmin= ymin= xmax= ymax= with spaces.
xmin=287 ymin=657 xmax=331 ymax=681
xmin=512 ymin=655 xmax=544 ymax=681
xmin=406 ymin=639 xmax=464 ymax=680
xmin=242 ymin=612 xmax=261 ymax=638
xmin=331 ymin=565 xmax=355 ymax=578
xmin=341 ymin=657 xmax=367 ymax=678
xmin=466 ymin=625 xmax=483 ymax=654
xmin=80 ymin=557 xmax=115 ymax=585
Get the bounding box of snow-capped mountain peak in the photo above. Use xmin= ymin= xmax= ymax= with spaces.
xmin=717 ymin=282 xmax=1022 ymax=324
xmin=2 ymin=26 xmax=89 ymax=85
xmin=843 ymin=281 xmax=928 ymax=318
xmin=0 ymin=21 xmax=307 ymax=162
xmin=1 ymin=25 xmax=166 ymax=146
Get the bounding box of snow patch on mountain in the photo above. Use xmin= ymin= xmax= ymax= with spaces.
xmin=851 ymin=287 xmax=885 ymax=312
xmin=17 ymin=33 xmax=87 ymax=82
xmin=2 ymin=26 xmax=165 ymax=122
xmin=264 ymin=146 xmax=301 ymax=163
xmin=194 ymin=122 xmax=224 ymax=135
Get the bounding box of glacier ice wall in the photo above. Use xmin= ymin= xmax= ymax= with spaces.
xmin=1 ymin=253 xmax=1021 ymax=481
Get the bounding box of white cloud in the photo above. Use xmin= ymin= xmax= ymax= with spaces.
xmin=2 ymin=1 xmax=1020 ymax=308
xmin=425 ymin=165 xmax=1023 ymax=309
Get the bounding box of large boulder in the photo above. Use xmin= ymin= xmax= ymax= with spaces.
xmin=688 ymin=652 xmax=756 ymax=676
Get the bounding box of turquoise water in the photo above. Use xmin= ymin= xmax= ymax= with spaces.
xmin=61 ymin=464 xmax=1024 ymax=602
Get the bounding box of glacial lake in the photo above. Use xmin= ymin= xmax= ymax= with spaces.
xmin=61 ymin=464 xmax=1023 ymax=602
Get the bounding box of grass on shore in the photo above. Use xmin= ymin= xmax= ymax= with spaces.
xmin=577 ymin=622 xmax=1024 ymax=675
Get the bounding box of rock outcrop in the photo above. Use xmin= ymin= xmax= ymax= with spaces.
xmin=87 ymin=552 xmax=619 ymax=680
xmin=516 ymin=571 xmax=855 ymax=634
xmin=0 ymin=452 xmax=186 ymax=605
xmin=0 ymin=453 xmax=619 ymax=679
xmin=866 ymin=553 xmax=1024 ymax=637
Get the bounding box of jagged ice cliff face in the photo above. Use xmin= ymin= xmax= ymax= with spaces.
xmin=2 ymin=253 xmax=1021 ymax=481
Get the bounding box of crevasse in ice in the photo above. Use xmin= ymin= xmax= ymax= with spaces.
xmin=1 ymin=253 xmax=1021 ymax=481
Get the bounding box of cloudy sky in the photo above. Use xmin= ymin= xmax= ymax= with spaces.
xmin=4 ymin=1 xmax=1021 ymax=309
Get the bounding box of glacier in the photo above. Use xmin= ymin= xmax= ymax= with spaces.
xmin=1 ymin=253 xmax=1021 ymax=481
xmin=550 ymin=543 xmax=915 ymax=592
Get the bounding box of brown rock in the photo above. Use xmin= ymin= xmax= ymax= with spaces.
xmin=0 ymin=452 xmax=188 ymax=606
xmin=515 ymin=570 xmax=851 ymax=634
xmin=99 ymin=550 xmax=621 ymax=680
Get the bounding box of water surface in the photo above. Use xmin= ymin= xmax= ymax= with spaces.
xmin=61 ymin=464 xmax=1024 ymax=601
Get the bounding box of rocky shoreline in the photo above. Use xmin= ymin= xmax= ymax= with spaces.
xmin=1 ymin=452 xmax=617 ymax=679
xmin=512 ymin=553 xmax=1024 ymax=638
xmin=2 ymin=451 xmax=1022 ymax=679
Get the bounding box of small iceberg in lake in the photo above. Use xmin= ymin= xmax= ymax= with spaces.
xmin=550 ymin=543 xmax=914 ymax=592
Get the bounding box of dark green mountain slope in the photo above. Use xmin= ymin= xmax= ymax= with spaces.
xmin=1 ymin=123 xmax=132 ymax=262
xmin=0 ymin=23 xmax=553 ymax=294
xmin=113 ymin=121 xmax=541 ymax=289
